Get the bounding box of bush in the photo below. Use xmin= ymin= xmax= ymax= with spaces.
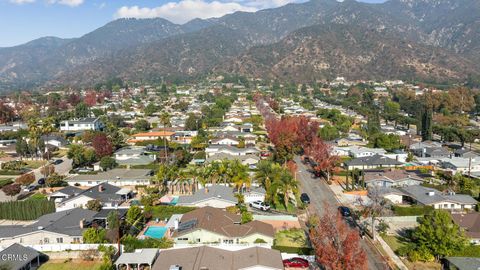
xmin=272 ymin=246 xmax=314 ymax=255
xmin=0 ymin=170 xmax=24 ymax=175
xmin=0 ymin=179 xmax=13 ymax=188
xmin=150 ymin=205 xmax=196 ymax=220
xmin=254 ymin=238 xmax=267 ymax=244
xmin=392 ymin=205 xmax=434 ymax=216
xmin=452 ymin=245 xmax=480 ymax=257
xmin=0 ymin=200 xmax=55 ymax=220
xmin=2 ymin=161 xmax=27 ymax=171
xmin=121 ymin=234 xmax=173 ymax=252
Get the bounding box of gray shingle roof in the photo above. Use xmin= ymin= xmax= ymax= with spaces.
xmin=445 ymin=257 xmax=480 ymax=270
xmin=67 ymin=168 xmax=151 ymax=183
xmin=345 ymin=154 xmax=403 ymax=167
xmin=0 ymin=208 xmax=97 ymax=238
xmin=177 ymin=185 xmax=236 ymax=205
xmin=398 ymin=185 xmax=478 ymax=205
xmin=0 ymin=243 xmax=40 ymax=270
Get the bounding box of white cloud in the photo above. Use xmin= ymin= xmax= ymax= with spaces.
xmin=47 ymin=0 xmax=84 ymax=7
xmin=9 ymin=0 xmax=35 ymax=4
xmin=114 ymin=0 xmax=301 ymax=24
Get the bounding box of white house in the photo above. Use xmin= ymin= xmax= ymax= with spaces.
xmin=67 ymin=168 xmax=152 ymax=187
xmin=210 ymin=137 xmax=240 ymax=146
xmin=60 ymin=117 xmax=104 ymax=132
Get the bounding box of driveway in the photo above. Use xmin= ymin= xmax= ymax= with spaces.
xmin=294 ymin=156 xmax=389 ymax=270
xmin=32 ymin=157 xmax=73 ymax=181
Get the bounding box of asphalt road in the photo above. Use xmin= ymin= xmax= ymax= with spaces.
xmin=32 ymin=157 xmax=73 ymax=182
xmin=294 ymin=156 xmax=389 ymax=270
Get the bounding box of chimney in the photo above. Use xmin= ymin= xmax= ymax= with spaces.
xmin=79 ymin=219 xmax=85 ymax=229
xmin=174 ymin=219 xmax=179 ymax=230
xmin=98 ymin=185 xmax=104 ymax=192
xmin=427 ymin=191 xmax=435 ymax=196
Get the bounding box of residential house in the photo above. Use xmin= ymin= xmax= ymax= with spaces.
xmin=206 ymin=153 xmax=260 ymax=168
xmin=67 ymin=168 xmax=152 ymax=186
xmin=398 ymin=185 xmax=477 ymax=211
xmin=410 ymin=141 xmax=445 ymax=157
xmin=243 ymin=186 xmax=266 ymax=204
xmin=47 ymin=185 xmax=83 ymax=203
xmin=171 ymin=131 xmax=198 ymax=144
xmin=451 ymin=213 xmax=480 ymax=244
xmin=363 ymin=169 xmax=425 ymax=188
xmin=454 ymin=149 xmax=479 ymax=159
xmin=348 ymin=146 xmax=387 ymax=158
xmin=210 ymin=137 xmax=240 ymax=146
xmin=115 ymin=249 xmax=159 ymax=270
xmin=172 ymin=207 xmax=275 ymax=245
xmin=205 ymin=145 xmax=259 ymax=157
xmin=177 ymin=185 xmax=237 ymax=208
xmin=127 ymin=131 xmax=174 ymax=144
xmin=40 ymin=135 xmax=69 ymax=148
xmin=444 ymin=257 xmax=480 ymax=270
xmin=0 ymin=208 xmax=97 ymax=246
xmin=371 ymin=187 xmax=405 ymax=204
xmin=114 ymin=146 xmax=156 ymax=167
xmin=345 ymin=154 xmax=403 ymax=170
xmin=0 ymin=243 xmax=41 ymax=270
xmin=440 ymin=157 xmax=480 ymax=174
xmin=152 ymin=246 xmax=283 ymax=270
xmin=60 ymin=117 xmax=103 ymax=132
xmin=55 ymin=183 xmax=132 ymax=211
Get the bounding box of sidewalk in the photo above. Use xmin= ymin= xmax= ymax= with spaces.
xmin=377 ymin=236 xmax=409 ymax=270
xmin=329 ymin=184 xmax=372 ymax=207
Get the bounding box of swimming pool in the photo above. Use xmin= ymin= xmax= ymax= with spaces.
xmin=144 ymin=226 xmax=167 ymax=239
xmin=170 ymin=196 xmax=179 ymax=205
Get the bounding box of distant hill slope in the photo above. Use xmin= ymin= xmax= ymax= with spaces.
xmin=1 ymin=0 xmax=480 ymax=89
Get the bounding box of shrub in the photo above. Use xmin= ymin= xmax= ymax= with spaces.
xmin=121 ymin=234 xmax=173 ymax=252
xmin=2 ymin=183 xmax=21 ymax=197
xmin=241 ymin=211 xmax=253 ymax=224
xmin=254 ymin=238 xmax=267 ymax=244
xmin=0 ymin=179 xmax=13 ymax=188
xmin=272 ymin=246 xmax=314 ymax=255
xmin=0 ymin=200 xmax=55 ymax=220
xmin=392 ymin=205 xmax=434 ymax=216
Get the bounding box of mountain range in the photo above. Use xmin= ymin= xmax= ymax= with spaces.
xmin=1 ymin=0 xmax=480 ymax=90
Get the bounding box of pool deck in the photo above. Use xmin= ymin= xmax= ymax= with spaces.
xmin=138 ymin=221 xmax=172 ymax=239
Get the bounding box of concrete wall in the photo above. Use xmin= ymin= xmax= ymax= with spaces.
xmin=0 ymin=231 xmax=81 ymax=247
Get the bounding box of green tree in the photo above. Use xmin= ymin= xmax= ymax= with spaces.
xmin=412 ymin=210 xmax=467 ymax=260
xmin=134 ymin=119 xmax=151 ymax=132
xmin=144 ymin=103 xmax=157 ymax=116
xmin=83 ymin=228 xmax=107 ymax=243
xmin=241 ymin=211 xmax=253 ymax=224
xmin=86 ymin=199 xmax=103 ymax=211
xmin=184 ymin=113 xmax=199 ymax=131
xmin=75 ymin=102 xmax=90 ymax=118
xmin=318 ymin=124 xmax=340 ymax=141
xmin=383 ymin=101 xmax=400 ymax=125
xmin=100 ymin=156 xmax=117 ymax=171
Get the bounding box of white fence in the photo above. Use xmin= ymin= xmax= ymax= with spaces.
xmin=0 ymin=243 xmax=121 ymax=252
xmin=172 ymin=243 xmax=271 ymax=251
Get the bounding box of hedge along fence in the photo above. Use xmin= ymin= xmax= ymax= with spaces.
xmin=392 ymin=205 xmax=434 ymax=216
xmin=0 ymin=200 xmax=55 ymax=220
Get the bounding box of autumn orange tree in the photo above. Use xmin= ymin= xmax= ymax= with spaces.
xmin=305 ymin=136 xmax=339 ymax=183
xmin=309 ymin=205 xmax=367 ymax=270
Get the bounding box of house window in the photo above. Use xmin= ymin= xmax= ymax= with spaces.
xmin=19 ymin=238 xmax=23 ymax=243
xmin=451 ymin=204 xmax=455 ymax=209
xmin=444 ymin=204 xmax=448 ymax=208
xmin=73 ymin=237 xmax=80 ymax=243
xmin=178 ymin=238 xmax=188 ymax=241
xmin=196 ymin=238 xmax=201 ymax=243
xmin=44 ymin=238 xmax=49 ymax=244
xmin=57 ymin=238 xmax=63 ymax=243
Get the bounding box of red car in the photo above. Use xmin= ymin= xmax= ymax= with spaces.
xmin=282 ymin=257 xmax=310 ymax=268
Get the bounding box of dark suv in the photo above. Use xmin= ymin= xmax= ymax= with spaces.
xmin=300 ymin=193 xmax=310 ymax=204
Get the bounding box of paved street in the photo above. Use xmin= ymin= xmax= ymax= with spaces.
xmin=32 ymin=156 xmax=73 ymax=181
xmin=294 ymin=156 xmax=389 ymax=270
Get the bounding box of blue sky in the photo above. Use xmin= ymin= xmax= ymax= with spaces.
xmin=0 ymin=0 xmax=387 ymax=47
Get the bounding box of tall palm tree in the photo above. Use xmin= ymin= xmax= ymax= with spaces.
xmin=232 ymin=161 xmax=250 ymax=193
xmin=254 ymin=161 xmax=282 ymax=203
xmin=272 ymin=170 xmax=299 ymax=209
xmin=160 ymin=112 xmax=171 ymax=127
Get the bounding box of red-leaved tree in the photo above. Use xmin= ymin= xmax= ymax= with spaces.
xmin=310 ymin=205 xmax=368 ymax=270
xmin=84 ymin=91 xmax=97 ymax=107
xmin=2 ymin=183 xmax=21 ymax=197
xmin=92 ymin=133 xmax=113 ymax=158
xmin=305 ymin=136 xmax=339 ymax=183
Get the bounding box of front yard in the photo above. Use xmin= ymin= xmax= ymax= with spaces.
xmin=39 ymin=260 xmax=103 ymax=270
xmin=273 ymin=228 xmax=312 ymax=255
xmin=382 ymin=235 xmax=441 ymax=270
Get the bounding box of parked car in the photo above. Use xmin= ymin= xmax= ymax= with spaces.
xmin=37 ymin=178 xmax=45 ymax=185
xmin=53 ymin=159 xmax=63 ymax=165
xmin=23 ymin=185 xmax=37 ymax=192
xmin=283 ymin=257 xmax=310 ymax=268
xmin=338 ymin=206 xmax=352 ymax=217
xmin=300 ymin=193 xmax=310 ymax=204
xmin=249 ymin=200 xmax=270 ymax=211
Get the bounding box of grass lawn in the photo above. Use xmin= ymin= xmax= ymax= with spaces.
xmin=272 ymin=202 xmax=296 ymax=213
xmin=275 ymin=229 xmax=309 ymax=248
xmin=26 ymin=193 xmax=47 ymax=201
xmin=24 ymin=160 xmax=47 ymax=169
xmin=382 ymin=235 xmax=441 ymax=270
xmin=39 ymin=260 xmax=103 ymax=270
xmin=53 ymin=149 xmax=68 ymax=158
xmin=150 ymin=205 xmax=196 ymax=220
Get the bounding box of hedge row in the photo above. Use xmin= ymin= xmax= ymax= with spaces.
xmin=148 ymin=205 xmax=196 ymax=220
xmin=0 ymin=179 xmax=13 ymax=188
xmin=0 ymin=200 xmax=55 ymax=220
xmin=272 ymin=245 xmax=314 ymax=255
xmin=392 ymin=205 xmax=434 ymax=216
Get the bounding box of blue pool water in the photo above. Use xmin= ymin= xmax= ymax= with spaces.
xmin=144 ymin=226 xmax=167 ymax=239
xmin=170 ymin=197 xmax=179 ymax=205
